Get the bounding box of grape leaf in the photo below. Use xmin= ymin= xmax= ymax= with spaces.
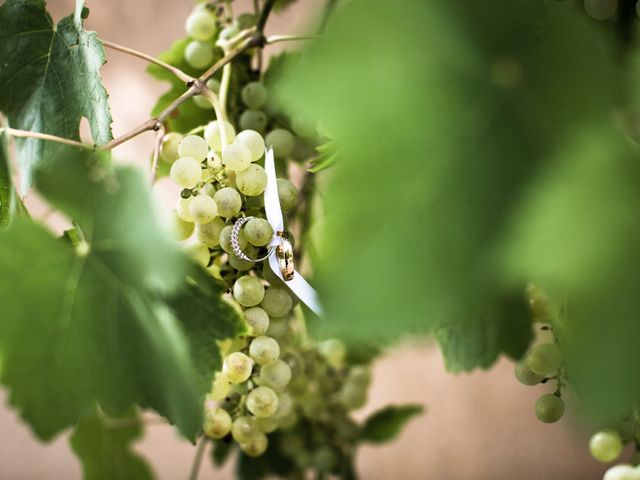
xmin=309 ymin=140 xmax=337 ymax=173
xmin=0 ymin=127 xmax=18 ymax=228
xmin=358 ymin=404 xmax=423 ymax=444
xmin=0 ymin=148 xmax=241 ymax=441
xmin=211 ymin=438 xmax=234 ymax=467
xmin=70 ymin=409 xmax=154 ymax=480
xmin=0 ymin=0 xmax=113 ymax=192
xmin=275 ymin=0 xmax=617 ymax=370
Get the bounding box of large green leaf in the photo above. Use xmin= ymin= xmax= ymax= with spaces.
xmin=275 ymin=0 xmax=617 ymax=370
xmin=0 ymin=149 xmax=241 ymax=441
xmin=0 ymin=0 xmax=112 ymax=191
xmin=70 ymin=409 xmax=154 ymax=480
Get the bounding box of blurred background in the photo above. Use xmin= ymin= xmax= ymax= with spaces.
xmin=0 ymin=1 xmax=609 ymax=478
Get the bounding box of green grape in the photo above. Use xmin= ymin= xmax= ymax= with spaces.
xmin=188 ymin=194 xmax=218 ymax=224
xmin=313 ymin=446 xmax=339 ymax=473
xmin=274 ymin=392 xmax=293 ymax=418
xmin=249 ymin=335 xmax=280 ymax=366
xmin=218 ymin=23 xmax=240 ymax=42
xmin=261 ymin=287 xmax=293 ymax=318
xmin=193 ymin=78 xmax=221 ymax=109
xmin=241 ymin=82 xmax=268 ymax=109
xmin=247 ymin=386 xmax=279 ymax=417
xmin=233 ymin=276 xmax=265 ymax=307
xmin=204 ymin=120 xmax=236 ymax=151
xmin=514 ymin=361 xmax=544 ymax=386
xmin=244 ymin=218 xmax=274 ymax=247
xmin=213 ymin=187 xmax=242 ymax=218
xmin=526 ymin=283 xmax=550 ymax=322
xmin=244 ymin=307 xmax=270 ymax=336
xmin=262 ymin=260 xmax=285 ymax=287
xmin=167 ymin=209 xmax=194 ymax=241
xmin=196 ymin=216 xmax=225 ymax=247
xmin=302 ymin=393 xmax=325 ymax=419
xmin=590 ymin=429 xmax=623 ymax=463
xmin=222 ymin=142 xmax=252 ymax=172
xmin=178 ymin=134 xmax=209 ymax=161
xmin=170 ymin=157 xmax=202 ymax=188
xmin=239 ymin=432 xmax=269 ymax=457
xmin=348 ymin=366 xmax=372 ymax=388
xmin=237 ymin=13 xmax=257 ymax=29
xmin=203 ymin=407 xmax=231 ymax=439
xmin=339 ymin=383 xmax=367 ymax=410
xmin=209 ymin=372 xmax=231 ymax=401
xmin=183 ymin=241 xmax=210 ymax=268
xmin=319 ymin=339 xmax=346 ymax=368
xmin=584 ymin=0 xmax=617 ymax=20
xmin=256 ymin=417 xmax=279 ymax=433
xmin=231 ymin=415 xmax=260 ymax=443
xmin=527 ymin=342 xmax=562 ymax=377
xmin=185 ymin=10 xmax=217 ymax=41
xmin=223 ymin=351 xmax=254 ymax=384
xmin=207 ymin=264 xmax=222 ymax=280
xmin=236 ymin=164 xmax=267 ymax=197
xmin=266 ymin=317 xmax=289 ymax=338
xmin=603 ymin=465 xmax=637 ymax=480
xmin=220 ymin=224 xmax=246 ymax=253
xmin=229 ymin=248 xmax=257 ymax=271
xmin=176 ymin=196 xmax=195 ymax=222
xmin=160 ymin=132 xmax=182 ymax=164
xmin=235 ymin=130 xmax=266 ymax=162
xmin=240 ymin=110 xmax=268 ymax=133
xmin=245 ymin=194 xmax=265 ymax=210
xmin=265 ymin=129 xmax=295 ymax=158
xmin=277 ymin=178 xmax=298 ymax=211
xmin=291 ymin=115 xmax=316 ymax=139
xmin=259 ymin=359 xmax=292 ymax=391
xmin=185 ymin=40 xmax=214 ymax=69
xmin=535 ymin=394 xmax=565 ymax=423
xmin=201 ymin=182 xmax=216 ymax=197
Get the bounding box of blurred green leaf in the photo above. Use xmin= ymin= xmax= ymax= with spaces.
xmin=359 ymin=404 xmax=423 ymax=444
xmin=211 ymin=439 xmax=234 ymax=467
xmin=0 ymin=0 xmax=112 ymax=191
xmin=70 ymin=408 xmax=154 ymax=480
xmin=0 ymin=128 xmax=18 ymax=228
xmin=275 ymin=0 xmax=618 ymax=370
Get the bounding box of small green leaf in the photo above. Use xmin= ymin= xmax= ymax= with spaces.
xmin=70 ymin=408 xmax=154 ymax=480
xmin=359 ymin=404 xmax=423 ymax=444
xmin=211 ymin=439 xmax=234 ymax=467
xmin=0 ymin=0 xmax=113 ymax=191
xmin=309 ymin=140 xmax=337 ymax=173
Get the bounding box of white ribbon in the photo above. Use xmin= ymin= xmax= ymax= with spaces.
xmin=264 ymin=148 xmax=323 ymax=317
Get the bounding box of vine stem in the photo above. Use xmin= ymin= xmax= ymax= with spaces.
xmin=149 ymin=125 xmax=165 ymax=184
xmin=266 ymin=34 xmax=320 ymax=45
xmin=188 ymin=437 xmax=207 ymax=480
xmin=0 ymin=127 xmax=93 ymax=149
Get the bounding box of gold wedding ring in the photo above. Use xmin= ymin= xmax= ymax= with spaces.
xmin=276 ymin=231 xmax=294 ymax=281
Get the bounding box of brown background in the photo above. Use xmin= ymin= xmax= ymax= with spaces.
xmin=0 ymin=1 xmax=610 ymax=478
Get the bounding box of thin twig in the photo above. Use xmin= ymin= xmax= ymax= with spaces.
xmin=102 ymin=40 xmax=194 ymax=84
xmin=266 ymin=34 xmax=320 ymax=45
xmin=0 ymin=127 xmax=94 ymax=149
xmin=150 ymin=125 xmax=165 ymax=184
xmin=188 ymin=437 xmax=208 ymax=480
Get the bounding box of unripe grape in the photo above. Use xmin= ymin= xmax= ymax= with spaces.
xmin=223 ymin=142 xmax=252 ymax=172
xmin=514 ymin=361 xmax=544 ymax=386
xmin=527 ymin=342 xmax=562 ymax=377
xmin=218 ymin=24 xmax=240 ymax=43
xmin=170 ymin=157 xmax=202 ymax=188
xmin=203 ymin=407 xmax=231 ymax=439
xmin=160 ymin=132 xmax=182 ymax=164
xmin=205 ymin=120 xmax=236 ymax=151
xmin=526 ymin=283 xmax=550 ymax=322
xmin=213 ymin=187 xmax=242 ymax=218
xmin=256 ymin=417 xmax=279 ymax=433
xmin=240 ymin=110 xmax=268 ymax=133
xmin=183 ymin=241 xmax=210 ymax=267
xmin=535 ymin=394 xmax=565 ymax=423
xmin=313 ymin=446 xmax=339 ymax=473
xmin=223 ymin=351 xmax=254 ymax=384
xmin=193 ymin=78 xmax=221 ymax=109
xmin=220 ymin=224 xmax=247 ymax=253
xmin=348 ymin=366 xmax=372 ymax=388
xmin=259 ymin=359 xmax=292 ymax=391
xmin=266 ymin=318 xmax=289 ymax=338
xmin=291 ymin=115 xmax=316 ymax=139
xmin=239 ymin=432 xmax=268 ymax=457
xmin=247 ymin=386 xmax=279 ymax=417
xmin=209 ymin=372 xmax=231 ymax=400
xmin=189 ymin=194 xmax=218 ymax=224
xmin=584 ymin=0 xmax=617 ymax=20
xmin=167 ymin=209 xmax=194 ymax=241
xmin=233 ymin=276 xmax=265 ymax=307
xmin=241 ymin=82 xmax=268 ymax=109
xmin=603 ymin=465 xmax=637 ymax=480
xmin=319 ymin=339 xmax=346 ymax=368
xmin=236 ymin=164 xmax=267 ymax=197
xmin=229 ymin=248 xmax=257 ymax=271
xmin=265 ymin=129 xmax=295 ymax=158
xmin=176 ymin=196 xmax=195 ymax=222
xmin=274 ymin=392 xmax=293 ymax=419
xmin=231 ymin=415 xmax=260 ymax=443
xmin=261 ymin=287 xmax=293 ymax=318
xmin=590 ymin=429 xmax=623 ymax=463
xmin=196 ymin=216 xmax=225 ymax=247
xmin=185 ymin=10 xmax=217 ymax=41
xmin=185 ymin=41 xmax=214 ymax=69
xmin=339 ymin=383 xmax=367 ymax=410
xmin=249 ymin=336 xmax=280 ymax=366
xmin=235 ymin=130 xmax=266 ymax=162
xmin=244 ymin=307 xmax=270 ymax=336
xmin=179 ymin=135 xmax=209 ymax=161
xmin=244 ymin=218 xmax=273 ymax=247
xmin=277 ymin=178 xmax=298 ymax=211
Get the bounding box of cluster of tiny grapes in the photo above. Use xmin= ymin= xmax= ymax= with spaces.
xmin=513 ymin=285 xmax=565 ymax=423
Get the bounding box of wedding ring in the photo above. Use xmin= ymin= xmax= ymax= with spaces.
xmin=276 ymin=231 xmax=294 ymax=281
xmin=231 ymin=217 xmax=275 ymax=262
